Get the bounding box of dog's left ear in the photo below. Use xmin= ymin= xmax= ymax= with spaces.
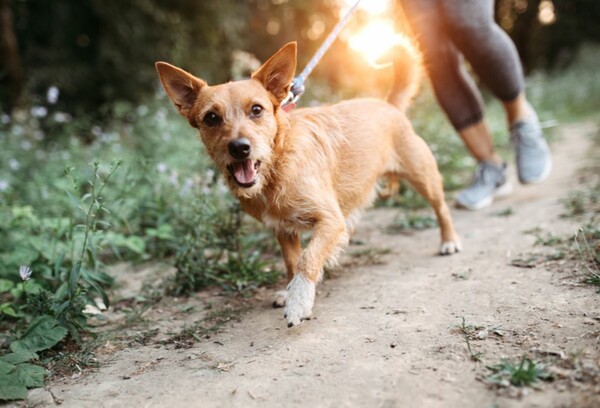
xmin=251 ymin=42 xmax=297 ymax=103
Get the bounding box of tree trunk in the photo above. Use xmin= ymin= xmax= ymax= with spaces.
xmin=511 ymin=0 xmax=541 ymax=74
xmin=0 ymin=0 xmax=24 ymax=111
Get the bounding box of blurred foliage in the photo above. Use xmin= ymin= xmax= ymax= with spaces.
xmin=2 ymin=0 xmax=599 ymax=116
xmin=0 ymin=0 xmax=341 ymax=116
xmin=497 ymin=0 xmax=600 ymax=71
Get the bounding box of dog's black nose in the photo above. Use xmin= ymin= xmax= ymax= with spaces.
xmin=228 ymin=138 xmax=251 ymax=160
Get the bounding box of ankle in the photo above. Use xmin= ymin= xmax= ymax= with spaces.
xmin=480 ymin=154 xmax=503 ymax=167
xmin=504 ymin=94 xmax=535 ymax=126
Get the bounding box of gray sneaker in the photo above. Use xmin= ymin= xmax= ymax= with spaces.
xmin=511 ymin=117 xmax=552 ymax=184
xmin=455 ymin=161 xmax=513 ymax=211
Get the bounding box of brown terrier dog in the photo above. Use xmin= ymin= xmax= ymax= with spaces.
xmin=155 ymin=41 xmax=461 ymax=327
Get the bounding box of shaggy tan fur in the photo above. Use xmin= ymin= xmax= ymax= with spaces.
xmin=156 ymin=41 xmax=461 ymax=327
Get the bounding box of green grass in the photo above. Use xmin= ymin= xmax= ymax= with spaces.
xmin=458 ymin=317 xmax=484 ymax=362
xmin=386 ymin=213 xmax=438 ymax=234
xmin=574 ymin=226 xmax=600 ymax=291
xmin=492 ymin=207 xmax=514 ymax=217
xmin=486 ymin=357 xmax=554 ymax=387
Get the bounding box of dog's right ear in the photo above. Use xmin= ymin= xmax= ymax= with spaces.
xmin=155 ymin=62 xmax=205 ymax=120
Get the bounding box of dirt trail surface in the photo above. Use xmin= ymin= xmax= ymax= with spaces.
xmin=22 ymin=122 xmax=600 ymax=407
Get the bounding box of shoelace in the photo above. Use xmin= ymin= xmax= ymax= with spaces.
xmin=512 ymin=122 xmax=542 ymax=149
xmin=473 ymin=162 xmax=501 ymax=187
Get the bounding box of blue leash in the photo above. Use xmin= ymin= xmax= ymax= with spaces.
xmin=281 ymin=0 xmax=362 ymax=110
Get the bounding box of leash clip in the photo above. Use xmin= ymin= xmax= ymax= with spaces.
xmin=281 ymin=77 xmax=305 ymax=112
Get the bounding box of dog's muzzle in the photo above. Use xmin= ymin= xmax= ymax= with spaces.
xmin=227 ymin=138 xmax=260 ymax=188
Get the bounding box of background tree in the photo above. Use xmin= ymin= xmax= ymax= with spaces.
xmin=1 ymin=0 xmax=599 ymax=117
xmin=0 ymin=0 xmax=24 ymax=111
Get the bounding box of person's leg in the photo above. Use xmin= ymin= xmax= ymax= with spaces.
xmin=503 ymin=92 xmax=535 ymax=125
xmin=399 ymin=0 xmax=509 ymax=210
xmin=441 ymin=0 xmax=551 ymax=184
xmin=459 ymin=121 xmax=502 ymax=165
xmin=440 ymin=0 xmax=524 ymax=106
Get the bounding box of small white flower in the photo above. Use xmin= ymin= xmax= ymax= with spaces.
xmin=168 ymin=170 xmax=179 ymax=185
xmin=8 ymin=159 xmax=20 ymax=171
xmin=19 ymin=265 xmax=32 ymax=281
xmin=136 ymin=105 xmax=149 ymax=116
xmin=91 ymin=126 xmax=102 ymax=137
xmin=179 ymin=177 xmax=195 ymax=196
xmin=0 ymin=113 xmax=10 ymax=124
xmin=30 ymin=106 xmax=48 ymax=118
xmin=0 ymin=180 xmax=9 ymax=192
xmin=47 ymin=86 xmax=60 ymax=104
xmin=53 ymin=112 xmax=71 ymax=123
xmin=156 ymin=162 xmax=167 ymax=173
xmin=33 ymin=130 xmax=45 ymax=141
xmin=20 ymin=140 xmax=32 ymax=151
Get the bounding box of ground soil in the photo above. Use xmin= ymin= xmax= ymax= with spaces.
xmin=17 ymin=122 xmax=600 ymax=407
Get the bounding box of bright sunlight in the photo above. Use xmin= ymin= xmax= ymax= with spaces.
xmin=339 ymin=0 xmax=403 ymax=66
xmin=348 ymin=19 xmax=405 ymax=66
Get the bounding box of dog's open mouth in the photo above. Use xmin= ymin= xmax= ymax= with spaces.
xmin=227 ymin=160 xmax=261 ymax=188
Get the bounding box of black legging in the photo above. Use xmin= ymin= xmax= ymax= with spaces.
xmin=399 ymin=0 xmax=524 ymax=131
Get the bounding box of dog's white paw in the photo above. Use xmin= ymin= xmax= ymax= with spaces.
xmin=439 ymin=240 xmax=462 ymax=255
xmin=272 ymin=290 xmax=287 ymax=308
xmin=284 ymin=274 xmax=315 ymax=328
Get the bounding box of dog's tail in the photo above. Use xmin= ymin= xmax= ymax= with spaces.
xmin=386 ymin=36 xmax=423 ymax=113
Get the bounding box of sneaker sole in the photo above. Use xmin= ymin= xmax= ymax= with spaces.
xmin=456 ymin=181 xmax=514 ymax=211
xmin=519 ymin=157 xmax=552 ymax=185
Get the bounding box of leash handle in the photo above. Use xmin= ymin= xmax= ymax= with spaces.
xmin=283 ymin=0 xmax=362 ymax=108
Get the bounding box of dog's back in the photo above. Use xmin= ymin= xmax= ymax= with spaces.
xmin=277 ymin=39 xmax=424 ymax=216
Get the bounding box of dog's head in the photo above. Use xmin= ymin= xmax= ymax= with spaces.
xmin=155 ymin=43 xmax=297 ymax=198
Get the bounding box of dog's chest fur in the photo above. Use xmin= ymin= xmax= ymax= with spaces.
xmin=240 ymin=187 xmax=317 ymax=235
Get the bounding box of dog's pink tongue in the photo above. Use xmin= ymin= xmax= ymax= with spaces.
xmin=234 ymin=160 xmax=256 ymax=184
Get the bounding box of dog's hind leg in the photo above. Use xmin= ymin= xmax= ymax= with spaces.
xmin=399 ymin=136 xmax=462 ymax=255
xmin=273 ymin=231 xmax=302 ymax=308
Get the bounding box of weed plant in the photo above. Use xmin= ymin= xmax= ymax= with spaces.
xmin=487 ymin=357 xmax=553 ymax=388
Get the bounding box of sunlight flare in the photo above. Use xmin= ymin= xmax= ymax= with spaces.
xmin=348 ymin=19 xmax=406 ymax=66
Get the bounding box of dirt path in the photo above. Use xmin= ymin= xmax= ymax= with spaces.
xmin=28 ymin=122 xmax=600 ymax=407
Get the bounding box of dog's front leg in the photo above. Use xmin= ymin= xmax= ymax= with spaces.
xmin=272 ymin=231 xmax=302 ymax=308
xmin=285 ymin=214 xmax=348 ymax=327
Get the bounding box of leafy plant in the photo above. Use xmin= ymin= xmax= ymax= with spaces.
xmin=0 ymin=161 xmax=121 ymax=401
xmin=171 ymin=199 xmax=279 ymax=296
xmin=0 ymin=315 xmax=67 ymax=400
xmin=486 ymin=357 xmax=553 ymax=387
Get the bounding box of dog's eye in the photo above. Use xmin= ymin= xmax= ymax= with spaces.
xmin=250 ymin=104 xmax=263 ymax=117
xmin=203 ymin=111 xmax=222 ymax=127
